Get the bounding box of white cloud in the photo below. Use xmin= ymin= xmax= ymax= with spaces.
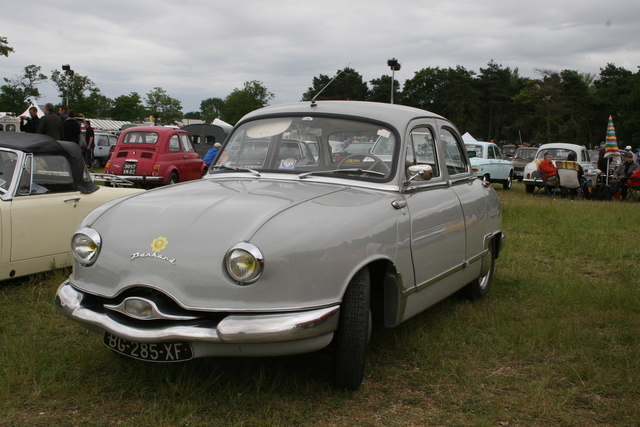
xmin=1 ymin=0 xmax=638 ymax=113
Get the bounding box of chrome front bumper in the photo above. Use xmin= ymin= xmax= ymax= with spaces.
xmin=56 ymin=281 xmax=340 ymax=347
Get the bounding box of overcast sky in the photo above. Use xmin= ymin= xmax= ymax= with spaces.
xmin=1 ymin=0 xmax=639 ymax=114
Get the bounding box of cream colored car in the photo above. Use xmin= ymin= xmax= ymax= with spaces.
xmin=0 ymin=132 xmax=143 ymax=280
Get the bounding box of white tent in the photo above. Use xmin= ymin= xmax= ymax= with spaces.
xmin=462 ymin=132 xmax=478 ymax=142
xmin=20 ymin=100 xmax=45 ymax=118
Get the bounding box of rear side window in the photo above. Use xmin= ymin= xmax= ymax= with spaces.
xmin=180 ymin=134 xmax=195 ymax=152
xmin=441 ymin=128 xmax=469 ymax=175
xmin=169 ymin=135 xmax=181 ymax=152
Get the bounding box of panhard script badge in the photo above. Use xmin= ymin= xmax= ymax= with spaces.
xmin=130 ymin=236 xmax=176 ymax=265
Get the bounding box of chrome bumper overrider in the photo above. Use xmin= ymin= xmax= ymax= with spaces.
xmin=55 ymin=281 xmax=340 ymax=345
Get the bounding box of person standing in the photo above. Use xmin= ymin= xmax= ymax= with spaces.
xmin=19 ymin=107 xmax=40 ymax=133
xmin=36 ymin=103 xmax=64 ymax=140
xmin=84 ymin=118 xmax=95 ymax=166
xmin=58 ymin=105 xmax=68 ymax=122
xmin=62 ymin=109 xmax=81 ymax=144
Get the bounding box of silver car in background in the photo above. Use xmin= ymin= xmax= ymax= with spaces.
xmin=56 ymin=101 xmax=505 ymax=390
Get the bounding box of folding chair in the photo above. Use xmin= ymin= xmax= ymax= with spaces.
xmin=557 ymin=167 xmax=582 ymax=200
xmin=625 ymin=177 xmax=640 ymax=202
xmin=531 ymin=169 xmax=560 ymax=198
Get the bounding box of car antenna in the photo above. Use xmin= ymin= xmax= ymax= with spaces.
xmin=310 ymin=64 xmax=350 ymax=107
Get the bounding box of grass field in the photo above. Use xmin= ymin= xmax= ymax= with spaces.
xmin=1 ymin=182 xmax=638 ymax=426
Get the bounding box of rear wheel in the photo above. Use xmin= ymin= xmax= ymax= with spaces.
xmin=503 ymin=173 xmax=513 ymax=190
xmin=168 ymin=172 xmax=179 ymax=185
xmin=461 ymin=240 xmax=495 ymax=300
xmin=333 ymin=268 xmax=370 ymax=390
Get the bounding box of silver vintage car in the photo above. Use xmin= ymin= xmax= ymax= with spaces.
xmin=56 ymin=101 xmax=505 ymax=390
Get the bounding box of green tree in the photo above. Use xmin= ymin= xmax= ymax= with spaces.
xmin=184 ymin=111 xmax=202 ymax=120
xmin=400 ymin=67 xmax=447 ymax=111
xmin=513 ymin=70 xmax=563 ymax=145
xmin=0 ymin=65 xmax=48 ymax=114
xmin=221 ymin=81 xmax=274 ymax=125
xmin=618 ymin=71 xmax=640 ymax=147
xmin=84 ymin=90 xmax=114 ymax=118
xmin=200 ymin=97 xmax=226 ymax=123
xmin=367 ymin=75 xmax=400 ymax=103
xmin=50 ymin=68 xmax=100 ymax=111
xmin=112 ymin=92 xmax=147 ymax=121
xmin=0 ymin=36 xmax=14 ymax=57
xmin=145 ymin=87 xmax=183 ymax=125
xmin=301 ymin=67 xmax=369 ymax=101
xmin=477 ymin=60 xmax=523 ymax=142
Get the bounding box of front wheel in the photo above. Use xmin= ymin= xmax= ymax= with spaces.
xmin=333 ymin=267 xmax=370 ymax=390
xmin=461 ymin=240 xmax=495 ymax=300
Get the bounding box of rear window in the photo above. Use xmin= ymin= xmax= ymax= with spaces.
xmin=123 ymin=131 xmax=159 ymax=144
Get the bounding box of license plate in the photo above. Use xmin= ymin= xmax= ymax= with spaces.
xmin=103 ymin=332 xmax=193 ymax=362
xmin=122 ymin=163 xmax=137 ymax=175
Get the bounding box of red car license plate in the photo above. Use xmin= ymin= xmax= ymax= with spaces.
xmin=103 ymin=332 xmax=193 ymax=362
xmin=122 ymin=163 xmax=137 ymax=175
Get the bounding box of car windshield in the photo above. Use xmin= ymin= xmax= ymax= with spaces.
xmin=465 ymin=144 xmax=483 ymax=158
xmin=214 ymin=116 xmax=397 ymax=181
xmin=123 ymin=131 xmax=159 ymax=144
xmin=0 ymin=150 xmax=18 ymax=192
xmin=514 ymin=148 xmax=537 ymax=160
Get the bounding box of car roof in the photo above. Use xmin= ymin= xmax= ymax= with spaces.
xmin=535 ymin=143 xmax=586 ymax=151
xmin=0 ymin=132 xmax=65 ymax=154
xmin=238 ymin=101 xmax=450 ymax=130
xmin=465 ymin=141 xmax=495 ymax=147
xmin=121 ymin=126 xmax=186 ymax=135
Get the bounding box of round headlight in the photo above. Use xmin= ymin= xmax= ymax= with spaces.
xmin=71 ymin=227 xmax=102 ymax=266
xmin=226 ymin=242 xmax=264 ymax=284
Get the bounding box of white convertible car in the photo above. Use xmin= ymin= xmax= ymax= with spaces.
xmin=0 ymin=132 xmax=142 ymax=280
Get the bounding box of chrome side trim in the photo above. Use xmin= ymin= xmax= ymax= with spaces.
xmin=55 ymin=281 xmax=340 ymax=344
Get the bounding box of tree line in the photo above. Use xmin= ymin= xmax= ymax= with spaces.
xmin=303 ymin=62 xmax=640 ymax=148
xmin=2 ymin=37 xmax=638 ymax=147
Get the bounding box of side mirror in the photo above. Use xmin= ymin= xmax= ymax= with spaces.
xmin=407 ymin=164 xmax=433 ymax=182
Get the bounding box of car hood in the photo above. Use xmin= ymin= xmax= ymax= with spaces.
xmin=71 ymin=177 xmax=399 ymax=311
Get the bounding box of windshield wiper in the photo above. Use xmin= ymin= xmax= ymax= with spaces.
xmin=211 ymin=164 xmax=261 ymax=176
xmin=299 ymin=168 xmax=385 ymax=179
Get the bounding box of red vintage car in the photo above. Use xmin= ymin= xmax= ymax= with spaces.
xmin=104 ymin=127 xmax=205 ymax=186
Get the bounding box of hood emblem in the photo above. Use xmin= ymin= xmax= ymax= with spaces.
xmin=130 ymin=236 xmax=176 ymax=265
xmin=151 ymin=236 xmax=169 ymax=252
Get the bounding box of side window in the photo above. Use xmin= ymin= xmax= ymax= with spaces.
xmin=168 ymin=135 xmax=181 ymax=152
xmin=406 ymin=127 xmax=440 ymax=178
xmin=488 ymin=146 xmax=496 ymax=159
xmin=180 ymin=134 xmax=195 ymax=152
xmin=28 ymin=154 xmax=74 ymax=194
xmin=441 ymin=128 xmax=469 ymax=176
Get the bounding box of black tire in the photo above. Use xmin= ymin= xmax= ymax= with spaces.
xmin=461 ymin=240 xmax=495 ymax=300
xmin=333 ymin=267 xmax=370 ymax=390
xmin=503 ymin=173 xmax=513 ymax=190
xmin=168 ymin=172 xmax=179 ymax=185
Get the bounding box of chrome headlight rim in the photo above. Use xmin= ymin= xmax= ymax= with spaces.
xmin=71 ymin=227 xmax=102 ymax=266
xmin=225 ymin=242 xmax=264 ymax=285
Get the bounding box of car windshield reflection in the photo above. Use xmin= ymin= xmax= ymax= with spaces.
xmin=213 ymin=117 xmax=396 ymax=181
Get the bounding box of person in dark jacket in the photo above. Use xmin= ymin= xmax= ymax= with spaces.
xmin=19 ymin=107 xmax=40 ymax=133
xmin=36 ymin=103 xmax=64 ymax=140
xmin=62 ymin=109 xmax=81 ymax=144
